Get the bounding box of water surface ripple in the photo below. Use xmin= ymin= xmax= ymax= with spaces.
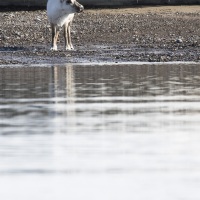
xmin=1 ymin=63 xmax=200 ymax=200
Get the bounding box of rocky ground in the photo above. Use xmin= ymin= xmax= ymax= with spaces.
xmin=0 ymin=6 xmax=200 ymax=65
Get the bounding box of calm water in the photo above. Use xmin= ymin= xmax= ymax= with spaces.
xmin=1 ymin=63 xmax=200 ymax=200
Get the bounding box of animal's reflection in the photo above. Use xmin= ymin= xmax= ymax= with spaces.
xmin=51 ymin=64 xmax=76 ymax=133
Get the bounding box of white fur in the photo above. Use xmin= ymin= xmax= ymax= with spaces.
xmin=47 ymin=0 xmax=75 ymax=27
xmin=47 ymin=0 xmax=84 ymax=51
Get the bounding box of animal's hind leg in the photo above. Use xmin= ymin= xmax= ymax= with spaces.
xmin=51 ymin=24 xmax=60 ymax=51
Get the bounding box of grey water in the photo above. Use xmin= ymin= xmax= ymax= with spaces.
xmin=1 ymin=63 xmax=200 ymax=200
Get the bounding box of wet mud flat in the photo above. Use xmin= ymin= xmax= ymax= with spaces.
xmin=0 ymin=6 xmax=200 ymax=64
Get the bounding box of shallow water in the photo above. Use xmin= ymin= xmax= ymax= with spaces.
xmin=1 ymin=63 xmax=200 ymax=200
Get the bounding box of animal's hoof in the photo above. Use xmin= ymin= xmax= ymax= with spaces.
xmin=65 ymin=46 xmax=74 ymax=51
xmin=50 ymin=46 xmax=57 ymax=51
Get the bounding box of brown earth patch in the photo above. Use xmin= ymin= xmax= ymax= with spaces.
xmin=0 ymin=6 xmax=199 ymax=64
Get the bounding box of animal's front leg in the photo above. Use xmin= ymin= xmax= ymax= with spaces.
xmin=68 ymin=22 xmax=74 ymax=50
xmin=64 ymin=23 xmax=71 ymax=50
xmin=64 ymin=22 xmax=74 ymax=50
xmin=51 ymin=24 xmax=59 ymax=51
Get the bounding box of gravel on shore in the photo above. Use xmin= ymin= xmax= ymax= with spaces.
xmin=0 ymin=6 xmax=200 ymax=64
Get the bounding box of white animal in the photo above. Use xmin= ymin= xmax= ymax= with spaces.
xmin=47 ymin=0 xmax=84 ymax=51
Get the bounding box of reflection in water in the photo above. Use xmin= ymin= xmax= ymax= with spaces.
xmin=1 ymin=63 xmax=200 ymax=200
xmin=1 ymin=63 xmax=200 ymax=134
xmin=52 ymin=65 xmax=76 ymax=134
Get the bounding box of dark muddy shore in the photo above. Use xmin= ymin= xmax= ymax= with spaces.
xmin=0 ymin=6 xmax=200 ymax=64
